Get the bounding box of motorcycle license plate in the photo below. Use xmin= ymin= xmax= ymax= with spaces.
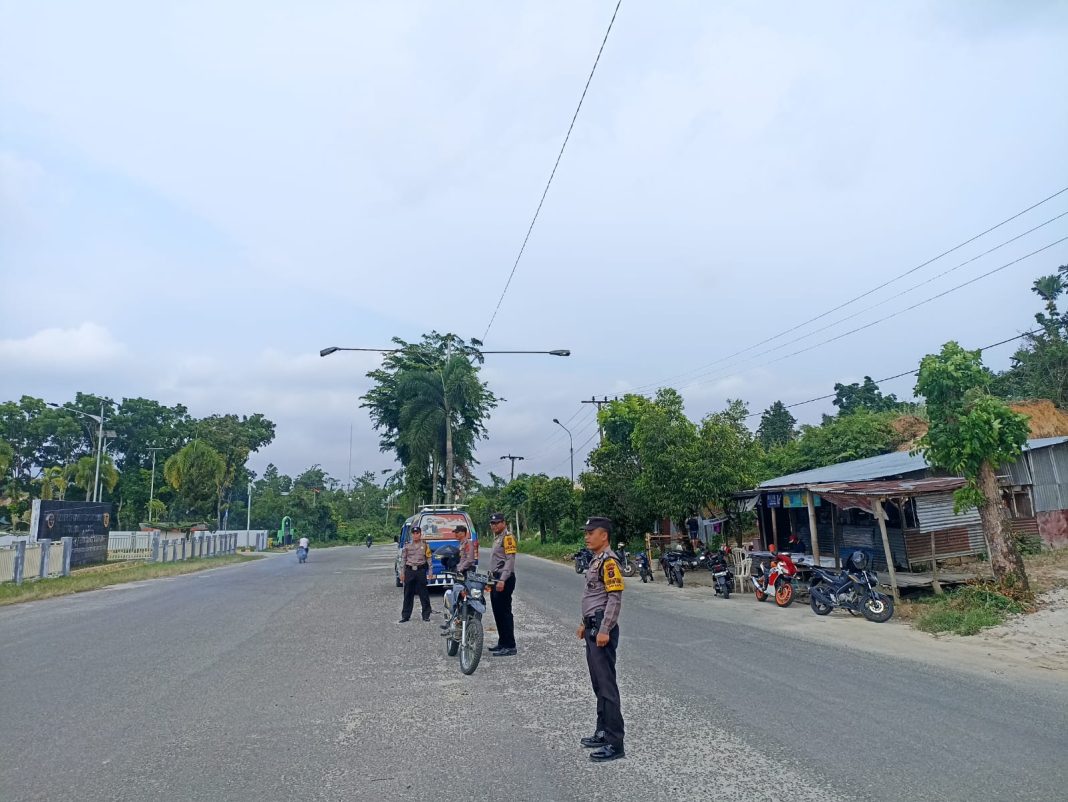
xmin=713 ymin=571 xmax=728 ymax=577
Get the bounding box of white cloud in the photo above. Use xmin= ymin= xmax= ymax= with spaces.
xmin=0 ymin=323 xmax=126 ymax=375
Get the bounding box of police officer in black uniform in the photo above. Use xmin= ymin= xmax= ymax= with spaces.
xmin=577 ymin=516 xmax=625 ymax=762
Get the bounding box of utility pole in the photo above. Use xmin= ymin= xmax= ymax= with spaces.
xmin=580 ymin=396 xmax=615 ymax=444
xmin=347 ymin=423 xmax=353 ymax=493
xmin=93 ymin=401 xmax=105 ymax=502
xmin=147 ymin=447 xmax=165 ymax=523
xmin=500 ymin=454 xmax=525 ymax=481
xmin=246 ymin=479 xmax=253 ymax=546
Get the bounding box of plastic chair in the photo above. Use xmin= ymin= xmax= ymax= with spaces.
xmin=736 ymin=557 xmax=751 ymax=592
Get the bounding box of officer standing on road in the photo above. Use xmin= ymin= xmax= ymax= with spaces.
xmin=399 ymin=525 xmax=433 ymax=623
xmin=577 ymin=516 xmax=625 ymax=762
xmin=487 ymin=512 xmax=518 ymax=657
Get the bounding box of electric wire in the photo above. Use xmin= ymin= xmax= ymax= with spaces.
xmin=481 ymin=0 xmax=623 ymax=342
xmin=623 ymin=186 xmax=1068 ymax=396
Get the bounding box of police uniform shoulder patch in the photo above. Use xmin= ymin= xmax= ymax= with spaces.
xmin=424 ymin=543 xmax=432 ymax=559
xmin=503 ymin=535 xmax=517 ymax=555
xmin=602 ymin=558 xmax=624 ymax=592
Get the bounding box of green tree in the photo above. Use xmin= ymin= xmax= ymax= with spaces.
xmin=527 ymin=474 xmax=577 ymax=543
xmin=65 ymin=454 xmax=119 ymax=501
xmin=698 ymin=399 xmax=761 ymax=539
xmin=363 ymin=333 xmax=497 ymax=505
xmin=197 ymin=413 xmax=276 ymax=527
xmin=34 ymin=466 xmax=68 ymax=500
xmin=991 ymin=266 xmax=1068 ymax=407
xmin=756 ymin=401 xmax=796 ymax=449
xmin=832 ymin=376 xmax=902 ymax=414
xmin=915 ymin=342 xmax=1031 ymax=592
xmin=164 ymin=442 xmax=226 ymax=521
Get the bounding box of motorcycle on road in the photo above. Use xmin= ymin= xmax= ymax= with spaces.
xmin=572 ymin=547 xmax=594 ymax=574
xmin=615 ymin=544 xmax=637 ymax=577
xmin=706 ymin=547 xmax=733 ymax=599
xmin=808 ymin=551 xmax=894 ymax=622
xmin=636 ymin=551 xmax=655 ymax=583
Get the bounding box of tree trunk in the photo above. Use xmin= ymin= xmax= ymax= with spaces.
xmin=539 ymin=520 xmax=546 ymax=545
xmin=976 ymin=461 xmax=1030 ymax=593
xmin=430 ymin=452 xmax=439 ymax=505
xmin=445 ymin=405 xmax=455 ymax=506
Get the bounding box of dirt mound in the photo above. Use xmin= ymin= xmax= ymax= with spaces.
xmin=891 ymin=415 xmax=928 ymax=450
xmin=1011 ymin=399 xmax=1068 ymax=438
xmin=891 ymin=400 xmax=1068 ymax=451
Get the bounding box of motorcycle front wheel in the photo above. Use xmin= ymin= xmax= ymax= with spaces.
xmin=459 ymin=616 xmax=484 ymax=675
xmin=774 ymin=581 xmax=795 ymax=607
xmin=675 ymin=570 xmax=684 ymax=589
xmin=621 ymin=562 xmax=636 ymax=578
xmin=861 ymin=593 xmax=895 ymax=623
xmin=574 ymin=561 xmax=584 ymax=574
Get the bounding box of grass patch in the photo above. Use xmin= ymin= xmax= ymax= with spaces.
xmin=516 ymin=539 xmax=584 ymax=562
xmin=912 ymin=584 xmax=1028 ymax=636
xmin=0 ymin=555 xmax=263 ymax=607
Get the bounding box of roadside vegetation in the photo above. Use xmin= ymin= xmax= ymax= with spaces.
xmin=0 ymin=554 xmax=262 ymax=606
xmin=515 ymin=539 xmax=583 ymax=562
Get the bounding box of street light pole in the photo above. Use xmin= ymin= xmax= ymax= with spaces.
xmin=246 ymin=479 xmax=253 ymax=546
xmin=552 ymin=419 xmax=574 ymax=486
xmin=92 ymin=401 xmax=105 ymax=502
xmin=147 ymin=447 xmax=165 ymax=523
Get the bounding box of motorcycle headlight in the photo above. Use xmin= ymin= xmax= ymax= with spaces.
xmin=468 ymin=586 xmax=483 ymax=599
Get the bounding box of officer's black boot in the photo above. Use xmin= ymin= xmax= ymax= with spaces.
xmin=580 ymin=731 xmax=607 ymax=748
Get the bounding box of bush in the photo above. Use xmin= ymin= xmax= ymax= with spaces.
xmin=515 ymin=539 xmax=584 ymax=562
xmin=913 ymin=585 xmax=1026 ymax=636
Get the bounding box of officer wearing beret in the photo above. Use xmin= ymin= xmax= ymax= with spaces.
xmin=577 ymin=516 xmax=625 ymax=762
xmin=487 ymin=512 xmax=518 ymax=656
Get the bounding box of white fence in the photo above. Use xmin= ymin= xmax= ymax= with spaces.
xmin=0 ymin=539 xmax=72 ymax=584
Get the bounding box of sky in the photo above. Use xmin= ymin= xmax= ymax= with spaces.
xmin=2 ymin=1 xmax=1068 ymax=485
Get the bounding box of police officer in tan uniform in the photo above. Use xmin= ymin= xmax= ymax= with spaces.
xmin=577 ymin=516 xmax=625 ymax=762
xmin=487 ymin=512 xmax=518 ymax=656
xmin=441 ymin=524 xmax=477 ymax=630
xmin=398 ymin=525 xmax=433 ymax=623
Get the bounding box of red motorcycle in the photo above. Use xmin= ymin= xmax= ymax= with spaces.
xmin=751 ymin=551 xmax=798 ymax=607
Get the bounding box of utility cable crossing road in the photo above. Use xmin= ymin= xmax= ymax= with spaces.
xmin=1 ymin=548 xmax=1064 ymax=801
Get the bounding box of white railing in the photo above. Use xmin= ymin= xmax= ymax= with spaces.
xmin=0 ymin=539 xmax=71 ymax=584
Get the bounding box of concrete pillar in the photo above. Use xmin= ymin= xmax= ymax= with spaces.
xmin=151 ymin=533 xmax=161 ymax=562
xmin=13 ymin=541 xmax=26 ymax=584
xmin=180 ymin=539 xmax=187 ymax=560
xmin=38 ymin=538 xmax=52 ymax=578
xmin=61 ymin=537 xmax=73 ymax=576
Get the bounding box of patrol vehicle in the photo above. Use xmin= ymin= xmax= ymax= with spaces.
xmin=393 ymin=505 xmax=478 ymax=588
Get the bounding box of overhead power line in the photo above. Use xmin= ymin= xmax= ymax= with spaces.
xmin=744 ymin=329 xmax=1040 ymax=418
xmin=676 ymin=234 xmax=1068 ymax=393
xmin=481 ymin=0 xmax=623 ymax=342
xmin=626 ymin=185 xmax=1068 ymax=395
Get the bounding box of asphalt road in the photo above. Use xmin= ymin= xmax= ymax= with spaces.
xmin=1 ymin=547 xmax=1065 ymax=802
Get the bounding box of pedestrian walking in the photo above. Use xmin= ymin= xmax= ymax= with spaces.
xmin=399 ymin=525 xmax=433 ymax=623
xmin=487 ymin=512 xmax=517 ymax=656
xmin=577 ymin=516 xmax=625 ymax=762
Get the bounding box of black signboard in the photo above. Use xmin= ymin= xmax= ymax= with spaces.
xmin=33 ymin=500 xmax=113 ymax=567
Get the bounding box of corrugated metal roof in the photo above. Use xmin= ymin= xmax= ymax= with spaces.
xmin=759 ymin=450 xmax=927 ymax=488
xmin=759 ymin=437 xmax=1068 ymax=489
xmin=816 ymin=477 xmax=967 ymax=496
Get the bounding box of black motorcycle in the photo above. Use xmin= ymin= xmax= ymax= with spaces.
xmin=365 ymin=535 xmax=373 ymax=548
xmin=706 ymin=548 xmax=733 ymax=599
xmin=661 ymin=551 xmax=703 ymax=587
xmin=572 ymin=547 xmax=593 ymax=574
xmin=436 ymin=546 xmax=489 ymax=675
xmin=636 ymin=551 xmax=655 ymax=583
xmin=615 ymin=543 xmax=637 ymax=578
xmin=808 ymin=551 xmax=894 ymax=623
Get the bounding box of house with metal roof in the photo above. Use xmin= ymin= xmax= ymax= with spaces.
xmin=744 ymin=437 xmax=1068 ymax=597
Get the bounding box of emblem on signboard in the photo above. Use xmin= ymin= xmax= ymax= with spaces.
xmin=45 ymin=513 xmax=55 ymax=530
xmin=103 ymin=512 xmax=111 ymax=528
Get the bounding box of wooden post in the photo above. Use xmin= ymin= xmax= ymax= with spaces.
xmin=929 ymin=528 xmax=943 ymax=595
xmin=770 ymin=506 xmax=779 ymax=549
xmin=831 ymin=509 xmax=841 ymax=569
xmin=873 ymin=498 xmax=900 ymax=603
xmin=805 ymin=490 xmax=821 ymax=566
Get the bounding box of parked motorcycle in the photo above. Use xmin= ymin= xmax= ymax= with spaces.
xmin=809 ymin=551 xmax=894 ymax=622
xmin=636 ymin=551 xmax=655 ymax=583
xmin=751 ymin=551 xmax=797 ymax=607
xmin=706 ymin=547 xmax=733 ymax=599
xmin=572 ymin=547 xmax=594 ymax=574
xmin=615 ymin=544 xmax=637 ymax=577
xmin=660 ymin=551 xmax=703 ymax=587
xmin=297 ymin=546 xmax=308 ymax=564
xmin=436 ymin=546 xmax=490 ymax=675
xmin=365 ymin=535 xmax=373 ymax=548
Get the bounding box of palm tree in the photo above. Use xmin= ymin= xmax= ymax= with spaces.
xmin=65 ymin=454 xmax=118 ymax=501
xmin=396 ymin=355 xmax=487 ymax=505
xmin=35 ymin=466 xmax=68 ymax=500
xmin=164 ymin=441 xmax=225 ymax=520
xmin=1032 ymin=274 xmax=1065 ymax=337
